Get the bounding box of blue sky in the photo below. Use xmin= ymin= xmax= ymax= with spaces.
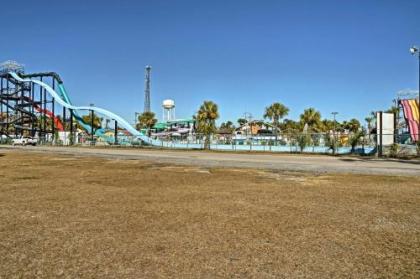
xmin=2 ymin=0 xmax=419 ymax=124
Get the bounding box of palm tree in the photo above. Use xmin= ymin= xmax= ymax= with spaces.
xmin=280 ymin=119 xmax=301 ymax=133
xmin=370 ymin=111 xmax=377 ymax=121
xmin=196 ymin=101 xmax=219 ymax=149
xmin=349 ymin=131 xmax=363 ymax=153
xmin=237 ymin=118 xmax=247 ymax=127
xmin=345 ymin=118 xmax=361 ymax=133
xmin=386 ymin=106 xmax=399 ymax=115
xmin=264 ymin=102 xmax=289 ymax=143
xmin=137 ymin=111 xmax=157 ymax=136
xmin=365 ymin=116 xmax=373 ymax=132
xmin=321 ymin=119 xmax=338 ymax=132
xmin=300 ymin=108 xmax=322 ymax=131
xmin=220 ymin=121 xmax=235 ymax=133
xmin=81 ymin=114 xmax=103 ymax=134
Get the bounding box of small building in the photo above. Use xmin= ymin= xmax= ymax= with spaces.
xmin=152 ymin=119 xmax=196 ymax=140
xmin=232 ymin=120 xmax=288 ymax=145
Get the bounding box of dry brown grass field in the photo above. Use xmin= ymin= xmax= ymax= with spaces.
xmin=0 ymin=151 xmax=419 ymax=278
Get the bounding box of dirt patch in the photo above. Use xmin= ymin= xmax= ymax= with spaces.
xmin=0 ymin=151 xmax=419 ymax=278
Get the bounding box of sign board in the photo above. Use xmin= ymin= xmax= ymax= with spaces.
xmin=376 ymin=112 xmax=394 ymax=146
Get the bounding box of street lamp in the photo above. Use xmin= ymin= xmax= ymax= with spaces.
xmin=410 ymin=45 xmax=420 ymax=142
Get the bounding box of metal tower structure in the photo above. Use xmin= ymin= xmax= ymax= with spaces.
xmin=144 ymin=65 xmax=151 ymax=112
xmin=0 ymin=64 xmax=61 ymax=142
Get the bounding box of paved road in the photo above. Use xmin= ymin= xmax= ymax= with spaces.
xmin=2 ymin=145 xmax=420 ymax=176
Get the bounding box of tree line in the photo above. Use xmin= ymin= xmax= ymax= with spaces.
xmin=78 ymin=100 xmax=383 ymax=152
xmin=133 ymin=101 xmax=374 ymax=150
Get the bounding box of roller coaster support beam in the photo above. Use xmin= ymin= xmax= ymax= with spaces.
xmin=70 ymin=109 xmax=74 ymax=145
xmin=90 ymin=109 xmax=94 ymax=144
xmin=51 ymin=78 xmax=55 ymax=141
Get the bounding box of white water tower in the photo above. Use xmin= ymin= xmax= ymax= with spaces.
xmin=162 ymin=99 xmax=175 ymax=121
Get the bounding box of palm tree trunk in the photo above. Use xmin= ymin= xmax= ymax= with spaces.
xmin=204 ymin=133 xmax=211 ymax=150
xmin=274 ymin=121 xmax=278 ymax=145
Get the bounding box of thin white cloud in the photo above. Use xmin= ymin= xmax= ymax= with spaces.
xmin=396 ymin=89 xmax=419 ymax=98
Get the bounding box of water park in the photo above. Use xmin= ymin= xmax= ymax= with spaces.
xmin=0 ymin=59 xmax=418 ymax=157
xmin=2 ymin=1 xmax=420 ymax=278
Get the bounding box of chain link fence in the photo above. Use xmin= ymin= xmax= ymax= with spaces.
xmin=2 ymin=131 xmax=419 ymax=156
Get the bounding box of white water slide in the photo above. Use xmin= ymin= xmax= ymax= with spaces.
xmin=9 ymin=72 xmax=202 ymax=148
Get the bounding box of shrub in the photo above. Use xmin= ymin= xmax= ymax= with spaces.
xmin=278 ymin=139 xmax=287 ymax=146
xmin=348 ymin=131 xmax=363 ymax=153
xmin=389 ymin=143 xmax=399 ymax=158
xmin=325 ymin=135 xmax=338 ymax=155
xmin=311 ymin=134 xmax=321 ymax=146
xmin=297 ymin=134 xmax=311 ymax=152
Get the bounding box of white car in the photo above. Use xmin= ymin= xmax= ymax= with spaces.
xmin=12 ymin=137 xmax=38 ymax=146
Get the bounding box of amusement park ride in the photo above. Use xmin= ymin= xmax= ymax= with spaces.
xmin=0 ymin=61 xmax=65 ymax=142
xmin=0 ymin=61 xmax=201 ymax=148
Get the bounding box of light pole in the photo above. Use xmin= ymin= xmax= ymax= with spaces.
xmin=409 ymin=46 xmax=420 ymax=142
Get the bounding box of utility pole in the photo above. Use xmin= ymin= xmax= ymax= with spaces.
xmin=409 ymin=46 xmax=420 ymax=142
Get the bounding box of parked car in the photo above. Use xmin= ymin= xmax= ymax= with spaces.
xmin=12 ymin=137 xmax=38 ymax=146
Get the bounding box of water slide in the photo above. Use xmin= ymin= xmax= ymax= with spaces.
xmin=22 ymin=96 xmax=64 ymax=131
xmin=400 ymin=99 xmax=419 ymax=142
xmin=9 ymin=72 xmax=202 ymax=148
xmin=55 ymin=84 xmax=100 ymax=135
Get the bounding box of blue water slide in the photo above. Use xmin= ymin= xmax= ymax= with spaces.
xmin=56 ymin=84 xmax=105 ymax=136
xmin=9 ymin=72 xmax=167 ymax=146
xmin=55 ymin=84 xmax=91 ymax=133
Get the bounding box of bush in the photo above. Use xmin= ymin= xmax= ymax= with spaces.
xmin=389 ymin=143 xmax=399 ymax=158
xmin=325 ymin=135 xmax=338 ymax=155
xmin=297 ymin=134 xmax=311 ymax=152
xmin=416 ymin=141 xmax=420 ymax=157
xmin=278 ymin=139 xmax=287 ymax=146
xmin=311 ymin=134 xmax=321 ymax=146
xmin=0 ymin=137 xmax=12 ymax=145
xmin=348 ymin=131 xmax=363 ymax=153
